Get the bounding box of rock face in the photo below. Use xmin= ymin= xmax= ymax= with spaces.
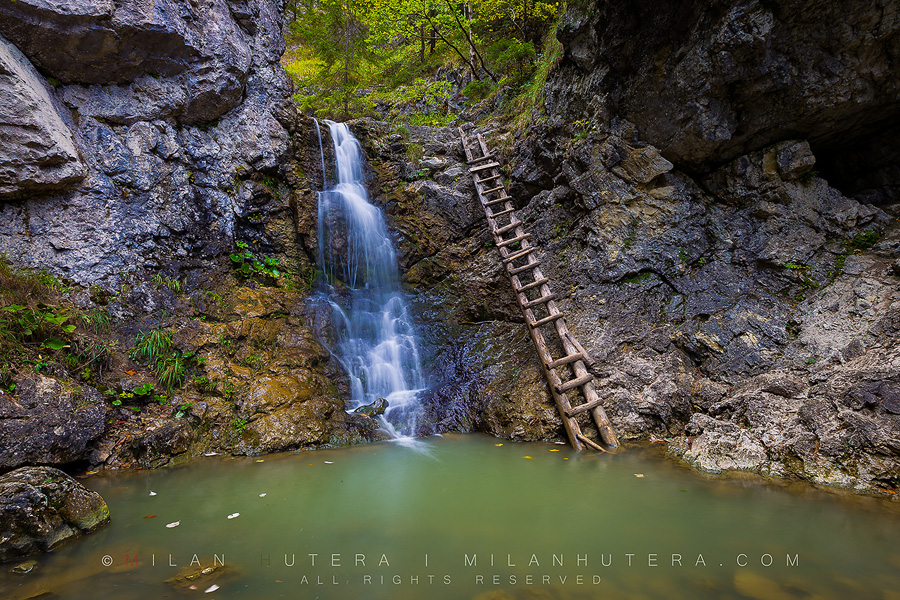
xmin=548 ymin=0 xmax=900 ymax=178
xmin=0 ymin=375 xmax=107 ymax=470
xmin=355 ymin=84 xmax=899 ymax=494
xmin=0 ymin=0 xmax=293 ymax=285
xmin=0 ymin=35 xmax=85 ymax=199
xmin=0 ymin=466 xmax=110 ymax=562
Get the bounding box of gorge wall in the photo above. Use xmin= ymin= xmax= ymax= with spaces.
xmin=0 ymin=0 xmax=297 ymax=285
xmin=0 ymin=0 xmax=380 ymax=472
xmin=0 ymin=0 xmax=897 ymax=497
xmin=357 ymin=0 xmax=900 ymax=494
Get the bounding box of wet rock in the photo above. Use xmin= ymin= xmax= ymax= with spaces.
xmin=10 ymin=559 xmax=37 ymax=574
xmin=0 ymin=466 xmax=110 ymax=562
xmin=354 ymin=398 xmax=388 ymax=418
xmin=677 ymin=414 xmax=768 ymax=473
xmin=165 ymin=560 xmax=238 ymax=593
xmin=0 ymin=376 xmax=107 ymax=470
xmin=0 ymin=34 xmax=84 ymax=199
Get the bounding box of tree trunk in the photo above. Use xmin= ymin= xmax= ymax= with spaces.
xmin=419 ymin=24 xmax=425 ymax=63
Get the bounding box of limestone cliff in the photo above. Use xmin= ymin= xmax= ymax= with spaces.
xmin=358 ymin=0 xmax=900 ymax=494
xmin=0 ymin=0 xmax=295 ymax=284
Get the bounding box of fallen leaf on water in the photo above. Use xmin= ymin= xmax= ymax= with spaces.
xmin=144 ymin=514 xmax=157 ymax=519
xmin=549 ymin=449 xmax=560 ymax=452
xmin=523 ymin=456 xmax=533 ymax=459
xmin=256 ymin=459 xmax=264 ymax=463
xmin=495 ymin=443 xmax=503 ymax=447
xmin=205 ymin=584 xmax=219 ymax=593
xmin=634 ymin=473 xmax=645 ymax=478
xmin=166 ymin=521 xmax=180 ymax=528
xmin=563 ymin=458 xmax=569 ymax=460
xmin=227 ymin=513 xmax=240 ymax=519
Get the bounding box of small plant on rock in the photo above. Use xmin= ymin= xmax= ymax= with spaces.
xmin=230 ymin=241 xmax=283 ymax=281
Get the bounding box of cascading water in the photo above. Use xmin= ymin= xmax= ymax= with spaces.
xmin=315 ymin=121 xmax=425 ymax=438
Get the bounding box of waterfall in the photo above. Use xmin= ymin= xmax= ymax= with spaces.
xmin=315 ymin=121 xmax=425 ymax=438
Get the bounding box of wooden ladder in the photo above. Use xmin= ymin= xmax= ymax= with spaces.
xmin=459 ymin=128 xmax=619 ymax=452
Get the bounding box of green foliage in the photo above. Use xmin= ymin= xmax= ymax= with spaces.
xmin=152 ymin=274 xmax=183 ymax=293
xmin=850 ymin=229 xmax=879 ymax=250
xmin=130 ymin=329 xmax=173 ymax=363
xmin=157 ymin=353 xmax=188 ymax=393
xmin=462 ymin=79 xmax=493 ymax=102
xmin=79 ymin=308 xmax=111 ymax=333
xmin=506 ymin=18 xmax=563 ymax=130
xmin=230 ymin=240 xmax=284 ymax=281
xmin=129 ymin=328 xmax=198 ymax=393
xmin=285 ymin=0 xmax=561 ymax=123
xmin=134 ymin=382 xmax=154 ymax=396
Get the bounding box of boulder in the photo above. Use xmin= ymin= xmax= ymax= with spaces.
xmin=0 ymin=376 xmax=107 ymax=470
xmin=0 ymin=34 xmax=84 ymax=199
xmin=0 ymin=466 xmax=110 ymax=562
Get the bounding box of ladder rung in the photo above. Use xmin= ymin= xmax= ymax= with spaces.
xmin=497 ymin=233 xmax=531 ymax=247
xmin=547 ymin=352 xmax=583 ymax=369
xmin=575 ymin=433 xmax=611 ymax=453
xmin=528 ymin=312 xmax=563 ymax=327
xmin=556 ymin=374 xmax=594 ymax=393
xmin=475 ymin=174 xmax=503 ymax=184
xmin=509 ymin=261 xmax=540 ymax=275
xmin=522 ymin=293 xmax=557 ymax=309
xmin=495 ymin=220 xmax=522 ymax=235
xmin=514 ymin=276 xmax=548 ymax=291
xmin=468 ymin=153 xmax=494 ymax=164
xmin=484 ymin=197 xmax=510 ymax=207
xmin=503 ymin=247 xmax=536 ymax=264
xmin=483 ymin=185 xmax=505 ymax=195
xmin=470 ymin=161 xmax=501 ymax=173
xmin=566 ymin=396 xmax=605 ymax=417
xmin=488 ymin=207 xmax=515 ymax=218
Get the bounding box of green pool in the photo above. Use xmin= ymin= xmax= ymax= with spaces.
xmin=3 ymin=434 xmax=899 ymax=599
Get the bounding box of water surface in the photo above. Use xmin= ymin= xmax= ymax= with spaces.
xmin=2 ymin=435 xmax=899 ymax=599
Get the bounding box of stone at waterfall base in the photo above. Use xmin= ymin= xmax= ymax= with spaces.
xmin=0 ymin=466 xmax=110 ymax=563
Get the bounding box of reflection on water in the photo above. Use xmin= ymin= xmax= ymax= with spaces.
xmin=2 ymin=434 xmax=899 ymax=600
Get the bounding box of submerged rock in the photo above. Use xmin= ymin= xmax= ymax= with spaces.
xmin=0 ymin=466 xmax=110 ymax=563
xmin=165 ymin=560 xmax=238 ymax=593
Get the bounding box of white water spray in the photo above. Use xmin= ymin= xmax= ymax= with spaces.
xmin=315 ymin=121 xmax=425 ymax=439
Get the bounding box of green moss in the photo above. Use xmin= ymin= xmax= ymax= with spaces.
xmin=622 ymin=272 xmax=654 ymax=285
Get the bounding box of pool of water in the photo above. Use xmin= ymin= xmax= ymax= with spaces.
xmin=3 ymin=434 xmax=899 ymax=599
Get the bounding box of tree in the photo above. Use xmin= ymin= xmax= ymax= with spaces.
xmin=289 ymin=0 xmax=375 ymax=118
